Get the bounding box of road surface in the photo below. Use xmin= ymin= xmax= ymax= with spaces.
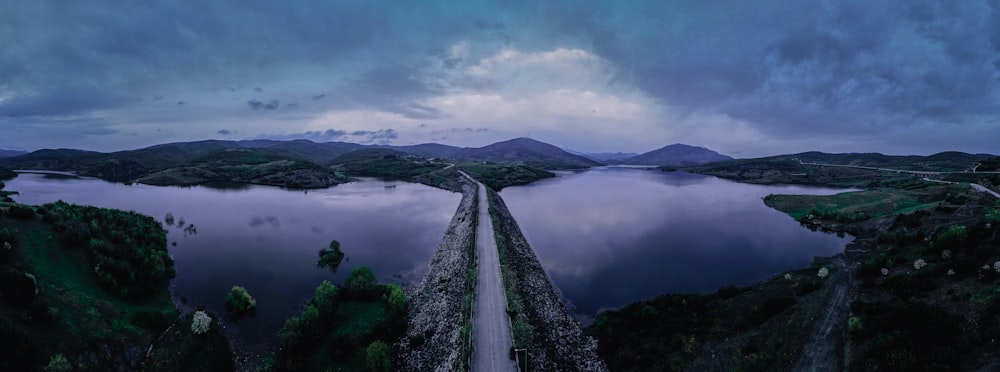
xmin=972 ymin=183 xmax=1000 ymax=199
xmin=462 ymin=172 xmax=517 ymax=372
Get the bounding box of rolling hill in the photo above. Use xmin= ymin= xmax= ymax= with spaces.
xmin=137 ymin=148 xmax=348 ymax=189
xmin=618 ymin=144 xmax=733 ymax=166
xmin=458 ymin=137 xmax=602 ymax=169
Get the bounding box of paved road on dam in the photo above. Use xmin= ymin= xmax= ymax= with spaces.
xmin=462 ymin=172 xmax=517 ymax=372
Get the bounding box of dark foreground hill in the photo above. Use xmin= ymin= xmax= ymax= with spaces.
xmin=618 ymin=144 xmax=732 ymax=166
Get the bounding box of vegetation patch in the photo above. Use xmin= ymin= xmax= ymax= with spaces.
xmin=317 ymin=239 xmax=345 ymax=272
xmin=459 ymin=163 xmax=554 ymax=191
xmin=224 ymin=286 xmax=256 ymax=319
xmin=274 ymin=267 xmax=407 ymax=371
xmin=0 ymin=195 xmax=177 ymax=370
xmin=763 ymin=183 xmax=965 ymax=222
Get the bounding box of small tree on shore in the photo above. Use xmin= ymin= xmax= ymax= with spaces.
xmin=366 ymin=341 xmax=392 ymax=372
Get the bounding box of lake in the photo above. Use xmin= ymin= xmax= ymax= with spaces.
xmin=500 ymin=167 xmax=853 ymax=318
xmin=4 ymin=173 xmax=461 ymax=351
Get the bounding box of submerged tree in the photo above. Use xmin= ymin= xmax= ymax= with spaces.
xmin=317 ymin=240 xmax=345 ymax=272
xmin=225 ymin=286 xmax=257 ymax=319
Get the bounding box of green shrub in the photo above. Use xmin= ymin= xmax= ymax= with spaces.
xmin=366 ymin=340 xmax=392 ymax=372
xmin=848 ymin=316 xmax=862 ymax=333
xmin=345 ymin=266 xmax=378 ymax=300
xmin=225 ymin=286 xmax=257 ymax=318
xmin=386 ymin=284 xmax=405 ymax=313
xmin=313 ymin=280 xmax=339 ymax=315
xmin=317 ymin=240 xmax=345 ymax=272
xmin=936 ymin=225 xmax=968 ymax=251
xmin=43 ymin=354 xmax=71 ymax=372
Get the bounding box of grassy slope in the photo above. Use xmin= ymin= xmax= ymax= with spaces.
xmin=763 ymin=183 xmax=966 ymax=221
xmin=0 ymin=217 xmax=183 ymax=370
xmin=12 ymin=219 xmax=175 ymax=340
xmin=305 ymin=301 xmax=389 ymax=371
xmin=589 ymin=166 xmax=1000 ymax=370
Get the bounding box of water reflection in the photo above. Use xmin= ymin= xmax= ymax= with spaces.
xmin=501 ymin=167 xmax=853 ymax=318
xmin=5 ymin=173 xmax=460 ymax=350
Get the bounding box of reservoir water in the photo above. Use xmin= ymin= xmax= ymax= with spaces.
xmin=5 ymin=168 xmax=852 ymax=344
xmin=500 ymin=167 xmax=853 ymax=318
xmin=4 ymin=173 xmax=461 ymax=350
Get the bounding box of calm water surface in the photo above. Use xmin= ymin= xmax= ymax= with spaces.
xmin=501 ymin=167 xmax=853 ymax=318
xmin=5 ymin=173 xmax=460 ymax=350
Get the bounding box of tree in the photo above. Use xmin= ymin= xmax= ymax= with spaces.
xmin=345 ymin=266 xmax=377 ymax=300
xmin=191 ymin=311 xmax=212 ymax=335
xmin=225 ymin=286 xmax=257 ymax=318
xmin=317 ymin=240 xmax=345 ymax=272
xmin=386 ymin=284 xmax=405 ymax=313
xmin=366 ymin=341 xmax=392 ymax=372
xmin=314 ymin=280 xmax=339 ymax=315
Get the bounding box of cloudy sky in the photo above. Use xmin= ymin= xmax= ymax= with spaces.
xmin=2 ymin=1 xmax=999 ymax=157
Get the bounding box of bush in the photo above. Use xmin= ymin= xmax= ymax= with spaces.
xmin=44 ymin=354 xmax=71 ymax=372
xmin=366 ymin=341 xmax=392 ymax=372
xmin=386 ymin=284 xmax=405 ymax=312
xmin=225 ymin=286 xmax=257 ymax=318
xmin=191 ymin=311 xmax=212 ymax=335
xmin=936 ymin=225 xmax=968 ymax=251
xmin=345 ymin=266 xmax=378 ymax=300
xmin=8 ymin=205 xmax=34 ymax=219
xmin=313 ymin=280 xmax=339 ymax=315
xmin=848 ymin=316 xmax=862 ymax=333
xmin=317 ymin=240 xmax=345 ymax=272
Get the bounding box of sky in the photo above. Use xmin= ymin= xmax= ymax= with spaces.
xmin=2 ymin=0 xmax=999 ymax=157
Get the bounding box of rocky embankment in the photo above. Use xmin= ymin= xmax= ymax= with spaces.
xmin=397 ymin=176 xmax=477 ymax=371
xmin=486 ymin=188 xmax=608 ymax=371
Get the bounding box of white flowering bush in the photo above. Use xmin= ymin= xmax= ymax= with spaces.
xmin=913 ymin=259 xmax=927 ymax=270
xmin=880 ymin=267 xmax=889 ymax=276
xmin=817 ymin=267 xmax=829 ymax=278
xmin=941 ymin=250 xmax=951 ymax=260
xmin=784 ymin=273 xmax=792 ymax=280
xmin=994 ymin=261 xmax=1000 ymax=273
xmin=947 ymin=269 xmax=956 ymax=276
xmin=191 ymin=311 xmax=211 ymax=335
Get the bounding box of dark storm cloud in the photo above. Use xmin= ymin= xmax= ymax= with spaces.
xmin=543 ymin=1 xmax=1000 ymax=140
xmin=247 ymin=99 xmax=280 ymax=111
xmin=335 ymin=65 xmax=443 ymax=119
xmin=4 ymin=0 xmax=1000 ymax=154
xmin=0 ymin=86 xmax=133 ymax=117
xmin=217 ymin=129 xmax=233 ymax=135
xmin=254 ymin=129 xmax=349 ymax=142
xmin=348 ymin=129 xmax=399 ymax=144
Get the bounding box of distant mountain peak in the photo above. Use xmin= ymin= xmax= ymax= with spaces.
xmin=619 ymin=143 xmax=732 ymax=166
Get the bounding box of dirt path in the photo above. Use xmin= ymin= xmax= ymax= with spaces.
xmin=793 ymin=257 xmax=852 ymax=371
